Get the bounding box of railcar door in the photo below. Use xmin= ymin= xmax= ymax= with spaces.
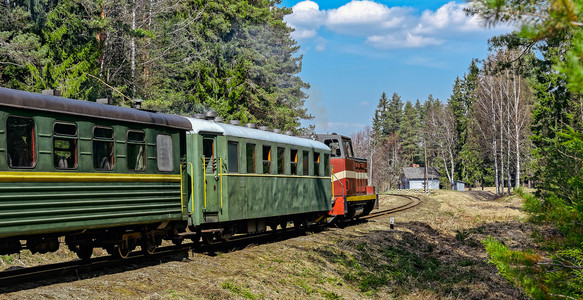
xmin=202 ymin=135 xmax=221 ymax=222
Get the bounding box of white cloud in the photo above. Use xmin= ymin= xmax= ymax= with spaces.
xmin=414 ymin=2 xmax=481 ymax=35
xmin=367 ymin=32 xmax=443 ymax=49
xmin=284 ymin=0 xmax=512 ymax=49
xmin=327 ymin=1 xmax=390 ymax=25
xmin=285 ymin=1 xmax=326 ymax=39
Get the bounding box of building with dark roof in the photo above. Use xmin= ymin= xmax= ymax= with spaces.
xmin=400 ymin=167 xmax=441 ymax=190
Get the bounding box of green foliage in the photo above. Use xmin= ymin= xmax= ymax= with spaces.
xmin=468 ymin=2 xmax=583 ymax=295
xmin=0 ymin=0 xmax=310 ymax=131
xmin=399 ymin=101 xmax=421 ymax=166
xmin=221 ymin=280 xmax=262 ymax=299
xmin=482 ymin=236 xmax=548 ymax=298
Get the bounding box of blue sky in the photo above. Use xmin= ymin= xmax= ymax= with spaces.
xmin=279 ymin=0 xmax=514 ymax=135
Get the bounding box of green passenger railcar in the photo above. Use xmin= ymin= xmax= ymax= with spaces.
xmin=0 ymin=88 xmax=191 ymax=259
xmin=183 ymin=117 xmax=332 ymax=241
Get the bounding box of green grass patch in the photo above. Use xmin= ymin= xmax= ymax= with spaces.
xmin=221 ymin=280 xmax=262 ymax=300
xmin=317 ymin=231 xmax=489 ymax=297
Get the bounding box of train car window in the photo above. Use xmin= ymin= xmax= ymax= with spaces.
xmin=290 ymin=149 xmax=298 ymax=175
xmin=228 ymin=141 xmax=239 ymax=173
xmin=127 ymin=130 xmax=146 ymax=171
xmin=53 ymin=123 xmax=77 ymax=169
xmin=302 ymin=151 xmax=309 ymax=176
xmin=246 ymin=144 xmax=256 ymax=173
xmin=93 ymin=127 xmax=114 ymax=171
xmin=6 ymin=116 xmax=35 ymax=168
xmin=324 ymin=154 xmax=330 ymax=176
xmin=157 ymin=134 xmax=173 ymax=172
xmin=343 ymin=139 xmax=354 ymax=158
xmin=277 ymin=147 xmax=285 ymax=174
xmin=314 ymin=152 xmax=320 ymax=176
xmin=203 ymin=138 xmax=214 ymax=174
xmin=324 ymin=139 xmax=341 ymax=157
xmin=262 ymin=145 xmax=271 ymax=174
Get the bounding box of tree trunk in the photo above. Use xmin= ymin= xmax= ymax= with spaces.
xmin=507 ymin=105 xmax=511 ymax=195
xmin=131 ymin=0 xmax=136 ymax=96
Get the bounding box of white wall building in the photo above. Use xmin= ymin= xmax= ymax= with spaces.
xmin=400 ymin=167 xmax=440 ymax=190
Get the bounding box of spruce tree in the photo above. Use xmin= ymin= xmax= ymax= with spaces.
xmin=399 ymin=101 xmax=420 ymax=166
xmin=372 ymin=92 xmax=389 ymax=137
xmin=386 ymin=92 xmax=403 ymax=135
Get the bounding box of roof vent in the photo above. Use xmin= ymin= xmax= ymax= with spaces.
xmin=245 ymin=123 xmax=257 ymax=129
xmin=259 ymin=126 xmax=270 ymax=131
xmin=285 ymin=131 xmax=294 ymax=136
xmin=194 ymin=114 xmax=204 ymax=119
xmin=42 ymin=89 xmax=61 ymax=97
xmin=96 ymin=98 xmax=109 ymax=105
xmin=273 ymin=129 xmax=282 ymax=134
xmin=229 ymin=120 xmax=241 ymax=125
xmin=214 ymin=117 xmax=223 ymax=123
xmin=204 ymin=111 xmax=218 ymax=120
xmin=133 ymin=98 xmax=144 ymax=109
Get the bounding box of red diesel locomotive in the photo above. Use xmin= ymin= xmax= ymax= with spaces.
xmin=307 ymin=134 xmax=378 ymax=220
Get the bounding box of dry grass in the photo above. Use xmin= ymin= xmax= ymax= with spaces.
xmin=0 ymin=189 xmax=539 ymax=299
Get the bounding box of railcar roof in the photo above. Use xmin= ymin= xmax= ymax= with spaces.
xmin=186 ymin=117 xmax=330 ymax=151
xmin=0 ymin=87 xmax=192 ymax=130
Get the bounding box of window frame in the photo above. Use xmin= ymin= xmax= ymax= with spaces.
xmin=228 ymin=140 xmax=239 ymax=173
xmin=93 ymin=126 xmax=115 ymax=171
xmin=156 ymin=133 xmax=174 ymax=172
xmin=6 ymin=115 xmax=36 ymax=169
xmin=313 ymin=152 xmax=320 ymax=176
xmin=290 ymin=149 xmax=298 ymax=176
xmin=324 ymin=139 xmax=342 ymax=158
xmin=324 ymin=153 xmax=330 ymax=176
xmin=53 ymin=122 xmax=78 ymax=170
xmin=302 ymin=150 xmax=309 ymax=176
xmin=127 ymin=130 xmax=146 ymax=172
xmin=262 ymin=145 xmax=272 ymax=174
xmin=277 ymin=147 xmax=285 ymax=175
xmin=246 ymin=143 xmax=256 ymax=174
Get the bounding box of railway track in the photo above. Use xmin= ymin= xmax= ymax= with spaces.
xmin=362 ymin=193 xmax=421 ymax=220
xmin=0 ymin=245 xmax=189 ymax=288
xmin=0 ymin=228 xmax=313 ymax=289
xmin=0 ymin=194 xmax=422 ymax=289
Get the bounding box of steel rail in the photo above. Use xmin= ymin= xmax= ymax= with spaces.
xmin=0 ymin=245 xmax=189 ymax=288
xmin=361 ymin=193 xmax=421 ymax=220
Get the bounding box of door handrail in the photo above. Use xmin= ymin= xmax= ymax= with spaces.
xmin=202 ymin=156 xmax=207 ymax=209
xmin=219 ymin=157 xmax=223 ymax=210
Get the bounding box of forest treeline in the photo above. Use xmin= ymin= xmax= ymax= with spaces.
xmin=0 ymin=0 xmax=310 ymax=131
xmin=350 ymin=1 xmax=583 ymax=297
xmin=353 ymin=52 xmax=536 ymax=196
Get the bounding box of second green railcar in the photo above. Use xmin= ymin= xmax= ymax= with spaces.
xmin=183 ymin=117 xmax=332 ymax=241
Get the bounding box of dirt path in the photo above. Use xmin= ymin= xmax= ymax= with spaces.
xmin=1 ymin=190 xmax=536 ymax=299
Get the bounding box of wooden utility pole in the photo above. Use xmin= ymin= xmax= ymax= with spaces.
xmin=424 ymin=140 xmax=428 ymax=191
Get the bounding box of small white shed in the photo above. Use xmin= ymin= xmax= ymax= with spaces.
xmin=453 ymin=181 xmax=465 ymax=191
xmin=400 ymin=167 xmax=440 ymax=190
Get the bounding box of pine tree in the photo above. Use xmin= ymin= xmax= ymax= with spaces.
xmin=372 ymin=92 xmax=390 ymax=137
xmin=386 ymin=92 xmax=403 ymax=135
xmin=399 ymin=101 xmax=420 ymax=166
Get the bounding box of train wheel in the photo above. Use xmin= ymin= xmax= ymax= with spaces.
xmin=220 ymin=232 xmax=232 ymax=242
xmin=143 ymin=243 xmax=156 ymax=255
xmin=267 ymin=221 xmax=278 ymax=232
xmin=279 ymin=221 xmax=287 ymax=231
xmin=75 ymin=245 xmax=93 ymax=260
xmin=202 ymin=233 xmax=213 ymax=245
xmin=294 ymin=218 xmax=307 ymax=230
xmin=113 ymin=244 xmax=131 ymax=259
